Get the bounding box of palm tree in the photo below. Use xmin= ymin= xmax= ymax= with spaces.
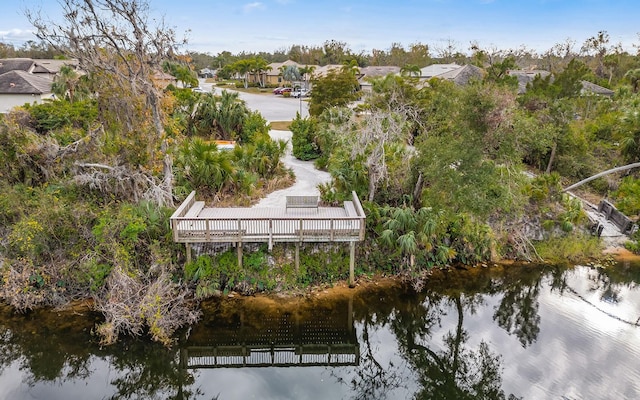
xmin=380 ymin=205 xmax=440 ymax=270
xmin=299 ymin=65 xmax=316 ymax=90
xmin=216 ymin=90 xmax=248 ymax=140
xmin=177 ymin=137 xmax=235 ymax=194
xmin=618 ymin=103 xmax=640 ymax=162
xmin=192 ymin=94 xmax=219 ymax=136
xmin=52 ymin=65 xmax=81 ymax=101
xmin=282 ymin=65 xmax=301 ymax=87
xmin=624 ymin=68 xmax=640 ymax=93
xmin=400 ymin=63 xmax=421 ymax=78
xmin=230 ymin=59 xmax=253 ymax=88
xmin=341 ymin=59 xmax=360 ymax=76
xmin=250 ymin=57 xmax=271 ymax=88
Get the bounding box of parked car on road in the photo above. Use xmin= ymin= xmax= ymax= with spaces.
xmin=274 ymin=87 xmax=293 ymax=95
xmin=192 ymin=87 xmax=206 ymax=93
xmin=291 ymin=88 xmax=310 ymax=98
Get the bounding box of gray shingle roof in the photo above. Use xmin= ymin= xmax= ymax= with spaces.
xmin=580 ymin=80 xmax=614 ymax=96
xmin=0 ymin=58 xmax=35 ymax=75
xmin=420 ymin=63 xmax=461 ymax=78
xmin=32 ymin=59 xmax=79 ymax=74
xmin=507 ymin=70 xmax=552 ymax=94
xmin=359 ymin=66 xmax=401 ymax=79
xmin=0 ymin=70 xmax=53 ymax=94
xmin=435 ymin=64 xmax=484 ymax=85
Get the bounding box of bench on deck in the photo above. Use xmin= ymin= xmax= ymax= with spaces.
xmin=343 ymin=201 xmax=357 ymax=217
xmin=184 ymin=201 xmax=205 ymax=218
xmin=286 ymin=195 xmax=318 ymax=212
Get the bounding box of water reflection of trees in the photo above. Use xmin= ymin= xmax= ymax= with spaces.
xmin=345 ymin=271 xmax=523 ymax=399
xmin=492 ymin=267 xmax=543 ymax=348
xmin=585 ymin=262 xmax=640 ymax=304
xmin=0 ymin=304 xmax=202 ymax=399
xmin=397 ymin=292 xmax=519 ymax=399
xmin=0 ymin=305 xmax=96 ymax=384
xmin=104 ymin=339 xmax=202 ymax=400
xmin=3 ymin=263 xmax=640 ymax=399
xmin=345 ymin=266 xmax=551 ymax=399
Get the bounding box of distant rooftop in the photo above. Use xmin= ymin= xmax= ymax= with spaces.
xmin=0 ymin=70 xmax=53 ymax=94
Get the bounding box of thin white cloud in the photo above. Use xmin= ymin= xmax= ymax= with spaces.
xmin=0 ymin=28 xmax=36 ymax=45
xmin=243 ymin=2 xmax=265 ymax=13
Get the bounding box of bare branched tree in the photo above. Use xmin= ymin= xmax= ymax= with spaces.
xmin=27 ymin=0 xmax=184 ymax=206
xmin=350 ymin=89 xmax=416 ymax=202
xmin=95 ymin=266 xmax=201 ymax=346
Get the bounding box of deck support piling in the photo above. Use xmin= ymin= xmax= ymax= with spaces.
xmin=237 ymin=242 xmax=243 ymax=269
xmin=295 ymin=243 xmax=300 ymax=273
xmin=186 ymin=243 xmax=192 ymax=264
xmin=349 ymin=242 xmax=355 ymax=288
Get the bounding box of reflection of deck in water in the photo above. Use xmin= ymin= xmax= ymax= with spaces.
xmin=182 ymin=343 xmax=359 ymax=368
xmin=180 ymin=299 xmax=359 ymax=368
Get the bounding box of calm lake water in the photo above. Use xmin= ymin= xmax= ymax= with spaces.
xmin=1 ymin=262 xmax=640 ymax=399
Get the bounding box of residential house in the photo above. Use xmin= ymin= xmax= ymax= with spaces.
xmin=0 ymin=70 xmax=54 ymax=113
xmin=0 ymin=58 xmax=36 ymax=75
xmin=418 ymin=63 xmax=484 ymax=86
xmin=433 ymin=64 xmax=484 ymax=85
xmin=358 ymin=66 xmax=401 ymax=92
xmin=151 ymin=70 xmax=177 ymax=89
xmin=261 ymin=60 xmax=304 ymax=86
xmin=419 ymin=63 xmax=463 ymax=79
xmin=312 ymin=64 xmax=346 ymax=79
xmin=507 ymin=69 xmax=551 ymax=94
xmin=580 ymin=80 xmax=614 ymax=97
xmin=32 ymin=59 xmax=79 ymax=77
xmin=508 ymin=69 xmax=614 ymax=97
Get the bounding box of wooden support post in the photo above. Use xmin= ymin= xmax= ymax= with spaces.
xmin=349 ymin=242 xmax=356 ymax=288
xmin=186 ymin=243 xmax=192 ymax=264
xmin=295 ymin=242 xmax=300 ymax=273
xmin=237 ymin=242 xmax=243 ymax=269
xmin=348 ymin=294 xmax=353 ymax=331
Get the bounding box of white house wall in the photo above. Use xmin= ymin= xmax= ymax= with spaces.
xmin=0 ymin=93 xmax=53 ymax=114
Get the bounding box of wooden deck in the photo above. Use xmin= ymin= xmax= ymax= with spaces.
xmin=170 ymin=191 xmax=366 ymax=286
xmin=170 ymin=191 xmax=366 ymax=248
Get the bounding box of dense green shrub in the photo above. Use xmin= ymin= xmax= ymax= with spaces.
xmin=26 ymin=99 xmax=98 ymax=134
xmin=612 ymin=177 xmax=640 ymax=216
xmin=290 ymin=114 xmax=320 ymax=160
xmin=175 ymin=137 xmax=235 ymax=195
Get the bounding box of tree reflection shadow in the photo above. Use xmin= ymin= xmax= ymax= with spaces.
xmin=401 ymin=293 xmax=520 ymax=399
xmin=4 ymin=263 xmax=640 ymax=399
xmin=492 ymin=268 xmax=543 ymax=347
xmin=0 ymin=304 xmax=204 ymax=399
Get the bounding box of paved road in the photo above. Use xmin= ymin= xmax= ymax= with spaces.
xmin=198 ymin=79 xmax=309 ymax=121
xmin=197 ymin=79 xmax=326 ymax=206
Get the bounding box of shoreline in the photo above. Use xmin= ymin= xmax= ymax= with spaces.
xmin=221 ymin=245 xmax=640 ymax=304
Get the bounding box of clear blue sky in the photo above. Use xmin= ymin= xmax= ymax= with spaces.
xmin=2 ymin=0 xmax=639 ymax=56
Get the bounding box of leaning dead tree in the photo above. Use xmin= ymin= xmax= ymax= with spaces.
xmin=27 ymin=0 xmax=184 ymax=206
xmin=562 ymin=162 xmax=640 ymax=192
